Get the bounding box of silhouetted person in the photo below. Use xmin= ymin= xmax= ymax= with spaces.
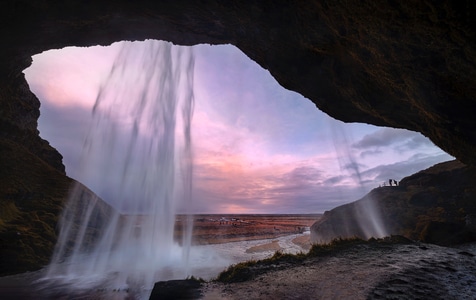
xmin=389 ymin=179 xmax=393 ymax=186
xmin=394 ymin=179 xmax=398 ymax=186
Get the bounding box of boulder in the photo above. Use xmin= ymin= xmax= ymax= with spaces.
xmin=149 ymin=279 xmax=202 ymax=300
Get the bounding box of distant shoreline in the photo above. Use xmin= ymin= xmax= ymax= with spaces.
xmin=181 ymin=213 xmax=323 ymax=216
xmin=121 ymin=213 xmax=323 ymax=217
xmin=179 ymin=214 xmax=319 ymax=245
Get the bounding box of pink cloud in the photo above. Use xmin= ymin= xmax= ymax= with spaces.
xmin=25 ymin=43 xmax=122 ymax=108
xmin=24 ymin=41 xmax=452 ymax=214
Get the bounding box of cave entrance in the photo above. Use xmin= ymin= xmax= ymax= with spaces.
xmin=22 ymin=39 xmax=452 ymax=297
xmin=23 ymin=40 xmax=451 ymax=215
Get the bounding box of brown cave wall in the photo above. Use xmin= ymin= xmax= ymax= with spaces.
xmin=1 ymin=0 xmax=476 ymax=166
xmin=0 ymin=74 xmax=65 ymax=173
xmin=311 ymin=160 xmax=476 ymax=246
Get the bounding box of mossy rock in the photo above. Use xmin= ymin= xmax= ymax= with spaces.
xmin=0 ymin=138 xmax=71 ymax=276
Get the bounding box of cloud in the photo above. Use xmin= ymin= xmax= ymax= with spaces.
xmin=24 ymin=44 xmax=121 ymax=109
xmin=352 ymin=128 xmax=430 ymax=151
xmin=359 ymin=149 xmax=383 ymax=158
xmin=396 ymin=134 xmax=434 ymax=152
xmin=37 ymin=102 xmax=93 ymax=177
xmin=188 ymin=153 xmax=374 ymax=214
xmin=343 ymin=161 xmax=367 ymax=172
xmin=359 ymin=152 xmax=454 ymax=187
xmin=190 ymin=174 xmax=363 ymax=214
xmin=282 ymin=166 xmax=322 ymax=183
xmin=323 ymin=175 xmax=346 ymax=185
xmin=25 ymin=41 xmax=454 ymax=215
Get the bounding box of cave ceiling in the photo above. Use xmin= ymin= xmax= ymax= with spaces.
xmin=2 ymin=0 xmax=476 ymax=165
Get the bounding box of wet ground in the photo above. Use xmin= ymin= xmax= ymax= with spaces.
xmin=0 ymin=214 xmax=316 ymax=299
xmin=0 ymin=232 xmax=310 ymax=299
xmin=201 ymin=242 xmax=476 ymax=299
xmin=1 ymin=234 xmax=475 ymax=299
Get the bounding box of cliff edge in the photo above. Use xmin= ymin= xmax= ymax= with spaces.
xmin=311 ymin=160 xmax=476 ymax=245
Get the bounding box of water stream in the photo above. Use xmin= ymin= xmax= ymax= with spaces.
xmin=40 ymin=40 xmax=195 ymax=299
xmin=34 ymin=40 xmax=391 ymax=299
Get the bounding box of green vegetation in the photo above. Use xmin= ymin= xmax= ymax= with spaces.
xmin=0 ymin=138 xmax=71 ymax=276
xmin=373 ymin=161 xmax=476 ymax=245
xmin=215 ymin=236 xmax=412 ymax=283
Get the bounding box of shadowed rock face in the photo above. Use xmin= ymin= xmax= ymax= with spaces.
xmin=311 ymin=160 xmax=476 ymax=245
xmin=1 ymin=0 xmax=476 ymax=273
xmin=1 ymin=0 xmax=476 ymax=166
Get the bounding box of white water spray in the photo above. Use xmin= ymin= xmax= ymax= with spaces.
xmin=326 ymin=121 xmax=388 ymax=241
xmin=41 ymin=40 xmax=195 ymax=297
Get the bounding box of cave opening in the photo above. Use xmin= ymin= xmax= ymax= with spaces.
xmin=21 ymin=39 xmax=454 ymax=298
xmin=24 ymin=40 xmax=452 ymax=215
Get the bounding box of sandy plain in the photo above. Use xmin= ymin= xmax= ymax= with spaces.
xmin=175 ymin=214 xmax=319 ymax=246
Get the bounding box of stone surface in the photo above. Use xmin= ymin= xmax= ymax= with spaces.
xmin=201 ymin=240 xmax=476 ymax=299
xmin=149 ymin=279 xmax=202 ymax=300
xmin=0 ymin=139 xmax=113 ymax=276
xmin=311 ymin=160 xmax=476 ymax=245
xmin=1 ymin=1 xmax=476 ymax=165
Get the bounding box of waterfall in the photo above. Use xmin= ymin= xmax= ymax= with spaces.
xmin=41 ymin=40 xmax=195 ymax=298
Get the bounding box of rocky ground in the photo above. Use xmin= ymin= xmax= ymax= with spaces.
xmin=0 ymin=216 xmax=316 ymax=299
xmin=1 ymin=236 xmax=476 ymax=299
xmin=200 ymin=239 xmax=476 ymax=300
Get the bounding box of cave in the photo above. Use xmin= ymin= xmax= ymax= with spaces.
xmin=1 ymin=0 xmax=476 ymax=277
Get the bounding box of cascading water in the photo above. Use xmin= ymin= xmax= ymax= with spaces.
xmin=41 ymin=40 xmax=195 ymax=298
xmin=321 ymin=121 xmax=388 ymax=242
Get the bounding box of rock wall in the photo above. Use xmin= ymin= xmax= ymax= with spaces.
xmin=0 ymin=135 xmax=114 ymax=275
xmin=311 ymin=160 xmax=476 ymax=245
xmin=1 ymin=0 xmax=476 ymax=166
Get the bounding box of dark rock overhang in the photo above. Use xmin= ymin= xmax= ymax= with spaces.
xmin=1 ymin=0 xmax=476 ymax=166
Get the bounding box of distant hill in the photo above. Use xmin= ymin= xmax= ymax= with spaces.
xmin=311 ymin=160 xmax=476 ymax=246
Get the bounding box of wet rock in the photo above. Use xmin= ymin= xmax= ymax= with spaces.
xmin=465 ymin=214 xmax=476 ymax=231
xmin=420 ymin=221 xmax=476 ymax=245
xmin=149 ymin=279 xmax=202 ymax=300
xmin=202 ymin=241 xmax=476 ymax=299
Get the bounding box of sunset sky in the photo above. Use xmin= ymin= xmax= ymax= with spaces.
xmin=24 ymin=40 xmax=453 ymax=214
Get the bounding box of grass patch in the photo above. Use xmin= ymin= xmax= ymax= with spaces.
xmin=307 ymin=237 xmax=366 ymax=257
xmin=216 ymin=250 xmax=309 ymax=283
xmin=0 ymin=138 xmax=71 ymax=276
xmin=215 ymin=260 xmax=258 ymax=283
xmin=215 ymin=236 xmax=414 ymax=283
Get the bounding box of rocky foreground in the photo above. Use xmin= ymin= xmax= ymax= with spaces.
xmin=152 ymin=238 xmax=476 ymax=300
xmin=0 ymin=236 xmax=475 ymax=299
